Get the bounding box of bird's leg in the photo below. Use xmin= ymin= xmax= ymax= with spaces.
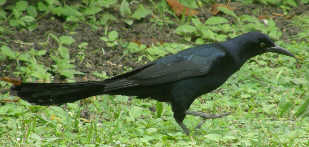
xmin=195 ymin=119 xmax=207 ymax=129
xmin=176 ymin=120 xmax=190 ymax=135
xmin=186 ymin=111 xmax=231 ymax=129
xmin=172 ymin=103 xmax=191 ymax=135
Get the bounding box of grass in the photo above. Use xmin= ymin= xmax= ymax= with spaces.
xmin=0 ymin=0 xmax=309 ymax=146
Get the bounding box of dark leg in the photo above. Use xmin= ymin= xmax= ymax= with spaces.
xmin=171 ymin=103 xmax=190 ymax=135
xmin=186 ymin=111 xmax=231 ymax=129
xmin=176 ymin=119 xmax=190 ymax=135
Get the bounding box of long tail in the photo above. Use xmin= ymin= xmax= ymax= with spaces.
xmin=1 ymin=77 xmax=106 ymax=105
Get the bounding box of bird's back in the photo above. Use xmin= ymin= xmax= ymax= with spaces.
xmin=107 ymin=43 xmax=238 ymax=102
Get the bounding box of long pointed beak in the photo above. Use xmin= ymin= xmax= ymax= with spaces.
xmin=267 ymin=45 xmax=296 ymax=58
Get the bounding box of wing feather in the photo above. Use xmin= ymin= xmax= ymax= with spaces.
xmin=130 ymin=52 xmax=225 ymax=85
xmin=104 ymin=45 xmax=226 ymax=90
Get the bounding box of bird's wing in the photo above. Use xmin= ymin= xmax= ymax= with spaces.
xmin=130 ymin=52 xmax=225 ymax=86
xmin=103 ymin=47 xmax=226 ymax=91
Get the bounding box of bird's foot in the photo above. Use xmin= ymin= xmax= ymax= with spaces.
xmin=177 ymin=121 xmax=190 ymax=135
xmin=186 ymin=111 xmax=231 ymax=119
xmin=186 ymin=111 xmax=231 ymax=129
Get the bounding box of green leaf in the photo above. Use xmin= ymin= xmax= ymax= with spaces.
xmin=1 ymin=45 xmax=17 ymax=59
xmin=9 ymin=19 xmax=21 ymax=27
xmin=240 ymin=15 xmax=260 ymax=23
xmin=45 ymin=0 xmax=59 ymax=5
xmin=132 ymin=5 xmax=152 ymax=20
xmin=36 ymin=50 xmax=47 ymax=56
xmin=284 ymin=0 xmax=297 ymax=7
xmin=78 ymin=42 xmax=88 ymax=49
xmin=147 ymin=47 xmax=167 ymax=57
xmin=29 ymin=62 xmax=51 ymax=80
xmin=0 ymin=104 xmax=25 ymax=116
xmin=59 ymin=36 xmax=75 ymax=45
xmin=127 ymin=42 xmax=145 ymax=53
xmin=0 ymin=0 xmax=6 ymax=6
xmin=100 ymin=36 xmax=108 ymax=41
xmin=240 ymin=0 xmax=254 ymax=4
xmin=21 ymin=16 xmax=35 ymax=23
xmin=269 ymin=30 xmax=282 ymax=40
xmin=0 ymin=9 xmax=6 ymax=19
xmin=175 ymin=24 xmax=196 ymax=34
xmin=267 ymin=19 xmax=277 ymax=28
xmin=38 ymin=2 xmax=48 ymax=11
xmin=205 ymin=134 xmax=221 ymax=141
xmin=302 ymin=0 xmax=309 ymax=4
xmin=295 ymin=97 xmax=309 ymax=117
xmin=0 ymin=104 xmax=9 ymax=114
xmin=195 ymin=38 xmax=205 ymax=44
xmin=156 ymin=102 xmax=163 ymax=118
xmin=205 ymin=17 xmax=229 ymax=25
xmin=146 ymin=128 xmax=158 ymax=134
xmin=27 ymin=6 xmax=38 ymax=17
xmin=52 ymin=6 xmax=82 ymax=17
xmin=279 ymin=97 xmax=293 ymax=116
xmin=83 ymin=7 xmax=102 ymax=16
xmin=192 ymin=18 xmax=202 ymax=27
xmin=222 ymin=135 xmax=237 ymax=141
xmin=201 ymin=28 xmax=216 ymax=40
xmin=108 ymin=31 xmax=119 ymax=41
xmin=98 ymin=0 xmax=117 ymax=8
xmin=124 ymin=19 xmax=133 ymax=25
xmin=16 ymin=1 xmax=28 ymax=11
xmin=12 ymin=8 xmax=22 ymax=18
xmin=120 ymin=0 xmax=131 ymax=17
xmin=100 ymin=13 xmax=117 ymax=24
xmin=58 ymin=46 xmax=70 ymax=59
xmin=19 ymin=53 xmax=32 ymax=62
xmin=179 ymin=0 xmax=198 ymax=8
xmin=66 ymin=16 xmax=80 ymax=22
xmin=217 ymin=7 xmax=237 ymax=18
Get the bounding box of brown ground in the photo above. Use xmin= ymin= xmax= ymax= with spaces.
xmin=1 ymin=2 xmax=308 ymax=81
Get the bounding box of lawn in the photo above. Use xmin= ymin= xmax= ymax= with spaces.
xmin=0 ymin=0 xmax=308 ymax=146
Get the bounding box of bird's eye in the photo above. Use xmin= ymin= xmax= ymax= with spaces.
xmin=260 ymin=42 xmax=266 ymax=48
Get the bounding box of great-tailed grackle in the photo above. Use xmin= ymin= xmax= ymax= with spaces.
xmin=1 ymin=31 xmax=296 ymax=135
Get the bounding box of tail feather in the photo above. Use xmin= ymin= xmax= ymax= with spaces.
xmin=11 ymin=81 xmax=106 ymax=105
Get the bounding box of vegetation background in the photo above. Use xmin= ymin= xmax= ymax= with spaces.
xmin=0 ymin=0 xmax=308 ymax=146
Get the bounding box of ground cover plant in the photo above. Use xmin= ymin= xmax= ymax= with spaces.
xmin=0 ymin=0 xmax=308 ymax=146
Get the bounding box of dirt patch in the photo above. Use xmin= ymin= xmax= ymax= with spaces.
xmin=230 ymin=2 xmax=308 ymax=40
xmin=2 ymin=3 xmax=307 ymax=81
xmin=3 ymin=15 xmax=182 ymax=80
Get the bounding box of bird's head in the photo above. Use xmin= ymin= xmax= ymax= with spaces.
xmin=247 ymin=31 xmax=295 ymax=57
xmin=226 ymin=31 xmax=296 ymax=63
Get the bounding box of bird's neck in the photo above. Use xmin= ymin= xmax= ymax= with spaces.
xmin=221 ymin=39 xmax=258 ymax=66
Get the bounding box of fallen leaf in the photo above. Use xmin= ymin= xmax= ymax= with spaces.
xmin=166 ymin=0 xmax=198 ymax=16
xmin=82 ymin=76 xmax=88 ymax=81
xmin=272 ymin=12 xmax=284 ymax=17
xmin=50 ymin=115 xmax=61 ymax=121
xmin=132 ymin=39 xmax=142 ymax=46
xmin=258 ymin=15 xmax=271 ymax=20
xmin=80 ymin=118 xmax=91 ymax=123
xmin=0 ymin=77 xmax=22 ymax=86
xmin=211 ymin=3 xmax=234 ymax=15
xmin=0 ymin=99 xmax=20 ymax=103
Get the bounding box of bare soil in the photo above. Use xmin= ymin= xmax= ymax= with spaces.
xmin=2 ymin=2 xmax=308 ymax=81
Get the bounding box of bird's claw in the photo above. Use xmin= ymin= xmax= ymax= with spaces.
xmin=176 ymin=120 xmax=190 ymax=135
xmin=186 ymin=111 xmax=231 ymax=119
xmin=186 ymin=111 xmax=231 ymax=129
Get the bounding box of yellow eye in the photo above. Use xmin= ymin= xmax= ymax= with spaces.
xmin=260 ymin=42 xmax=266 ymax=48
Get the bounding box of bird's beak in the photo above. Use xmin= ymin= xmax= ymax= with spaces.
xmin=267 ymin=45 xmax=296 ymax=58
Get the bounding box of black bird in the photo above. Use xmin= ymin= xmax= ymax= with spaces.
xmin=2 ymin=32 xmax=295 ymax=135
